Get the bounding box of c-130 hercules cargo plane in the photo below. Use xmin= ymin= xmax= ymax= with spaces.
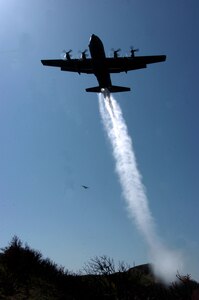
xmin=41 ymin=34 xmax=166 ymax=94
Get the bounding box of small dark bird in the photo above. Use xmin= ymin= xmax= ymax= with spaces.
xmin=82 ymin=185 xmax=89 ymax=189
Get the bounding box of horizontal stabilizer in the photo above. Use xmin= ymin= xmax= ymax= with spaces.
xmin=86 ymin=85 xmax=131 ymax=93
xmin=108 ymin=85 xmax=131 ymax=93
xmin=86 ymin=86 xmax=102 ymax=93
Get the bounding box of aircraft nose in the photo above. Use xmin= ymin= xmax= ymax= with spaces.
xmin=90 ymin=34 xmax=95 ymax=42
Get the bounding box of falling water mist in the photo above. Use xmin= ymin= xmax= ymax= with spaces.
xmin=98 ymin=93 xmax=183 ymax=283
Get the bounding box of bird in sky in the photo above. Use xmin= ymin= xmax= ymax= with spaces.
xmin=82 ymin=185 xmax=89 ymax=189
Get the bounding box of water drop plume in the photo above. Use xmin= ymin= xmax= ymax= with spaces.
xmin=98 ymin=93 xmax=183 ymax=283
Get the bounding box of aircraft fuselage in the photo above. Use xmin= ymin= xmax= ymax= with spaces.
xmin=88 ymin=34 xmax=112 ymax=88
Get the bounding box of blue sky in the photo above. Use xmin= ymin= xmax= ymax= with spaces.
xmin=0 ymin=0 xmax=199 ymax=279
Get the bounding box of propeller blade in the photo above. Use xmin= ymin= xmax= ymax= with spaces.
xmin=111 ymin=48 xmax=121 ymax=58
xmin=130 ymin=46 xmax=139 ymax=57
xmin=79 ymin=49 xmax=88 ymax=59
xmin=61 ymin=49 xmax=72 ymax=60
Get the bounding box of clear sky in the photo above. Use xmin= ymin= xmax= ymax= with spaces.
xmin=0 ymin=0 xmax=199 ymax=280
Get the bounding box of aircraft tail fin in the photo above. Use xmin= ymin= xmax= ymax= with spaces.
xmin=86 ymin=85 xmax=131 ymax=93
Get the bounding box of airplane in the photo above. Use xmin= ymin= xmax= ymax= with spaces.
xmin=41 ymin=34 xmax=166 ymax=94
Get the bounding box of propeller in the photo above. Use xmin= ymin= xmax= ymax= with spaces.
xmin=130 ymin=46 xmax=139 ymax=57
xmin=79 ymin=49 xmax=88 ymax=59
xmin=111 ymin=48 xmax=121 ymax=58
xmin=62 ymin=49 xmax=72 ymax=60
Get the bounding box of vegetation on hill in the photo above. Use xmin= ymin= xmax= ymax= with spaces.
xmin=0 ymin=236 xmax=198 ymax=299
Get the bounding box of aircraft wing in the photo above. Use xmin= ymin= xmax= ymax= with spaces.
xmin=106 ymin=55 xmax=166 ymax=73
xmin=41 ymin=58 xmax=94 ymax=74
xmin=41 ymin=55 xmax=166 ymax=74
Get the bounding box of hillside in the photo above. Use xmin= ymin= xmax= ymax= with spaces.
xmin=0 ymin=237 xmax=198 ymax=299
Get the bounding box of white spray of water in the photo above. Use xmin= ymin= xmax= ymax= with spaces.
xmin=98 ymin=93 xmax=183 ymax=283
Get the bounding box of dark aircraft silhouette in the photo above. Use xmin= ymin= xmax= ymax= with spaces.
xmin=41 ymin=34 xmax=166 ymax=94
xmin=82 ymin=185 xmax=89 ymax=189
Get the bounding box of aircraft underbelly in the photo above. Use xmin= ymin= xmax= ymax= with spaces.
xmin=95 ymin=69 xmax=112 ymax=88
